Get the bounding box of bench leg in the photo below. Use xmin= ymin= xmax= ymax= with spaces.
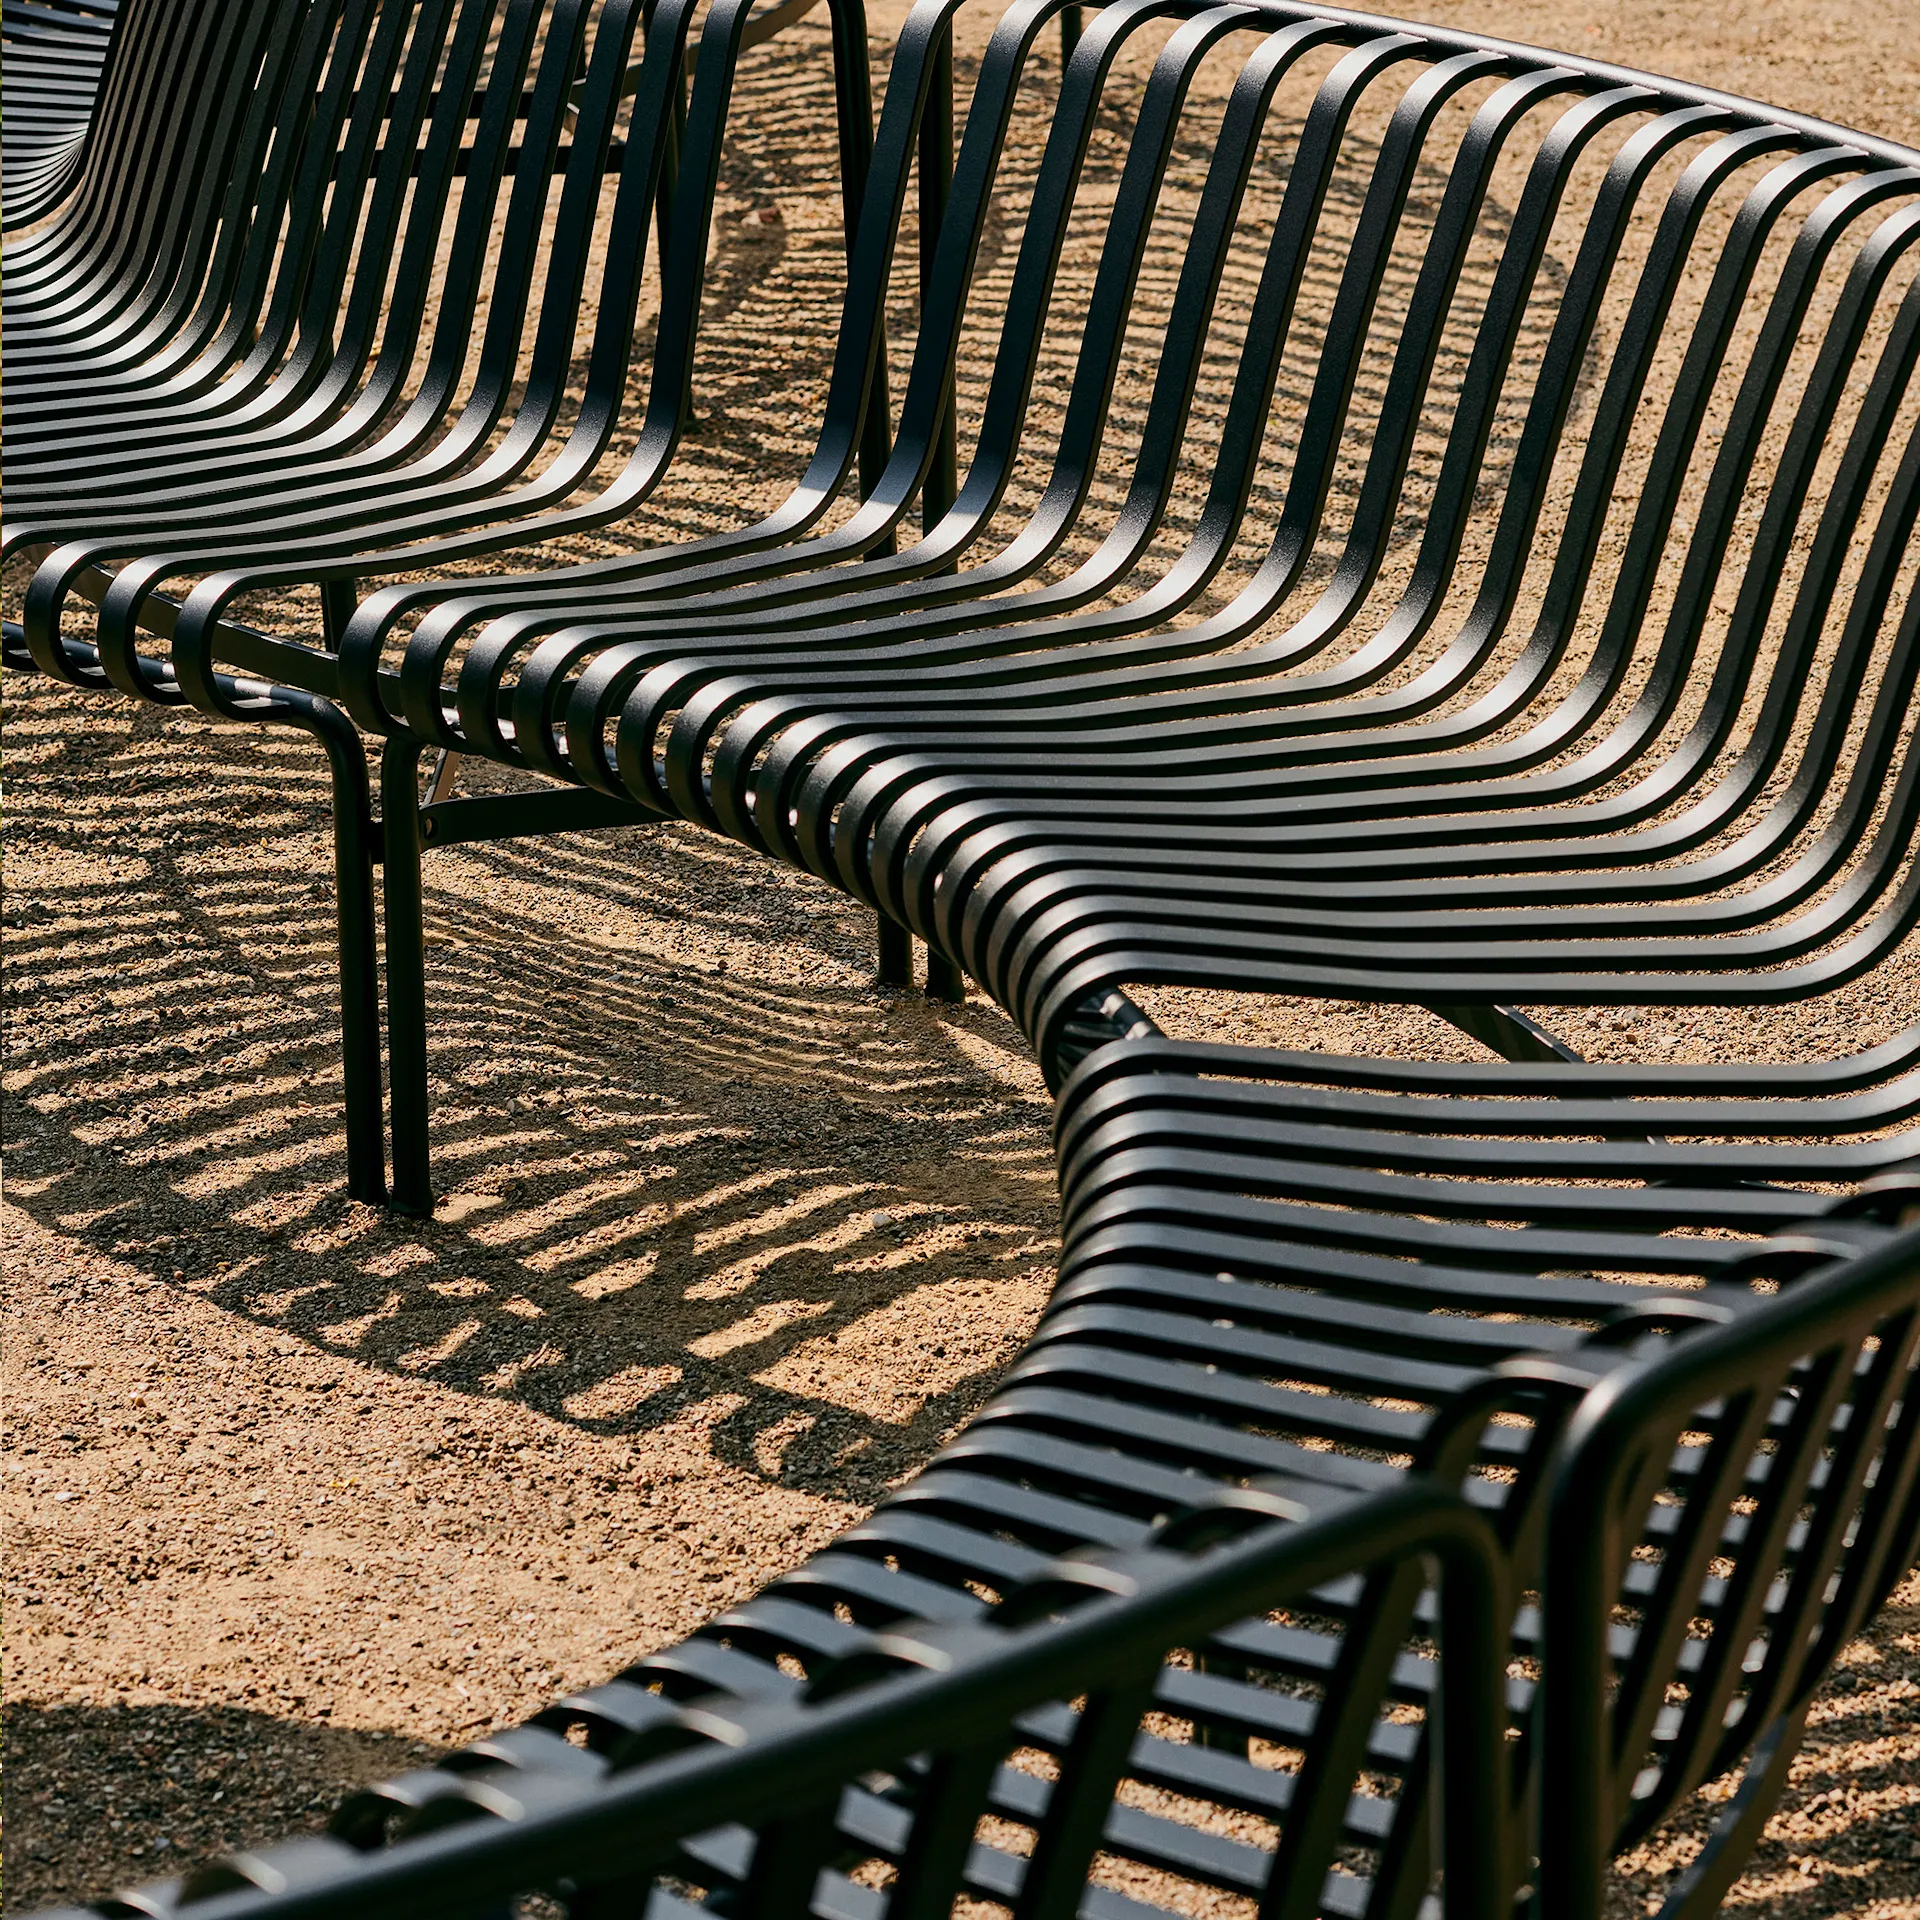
xmin=301 ymin=701 xmax=388 ymax=1207
xmin=876 ymin=914 xmax=913 ymax=985
xmin=925 ymin=948 xmax=966 ymax=1003
xmin=426 ymin=747 xmax=461 ymax=805
xmin=320 ymin=575 xmax=356 ymax=651
xmin=1426 ymin=1001 xmax=1582 ymax=1063
xmin=1651 ymin=1705 xmax=1810 ymax=1920
xmin=380 ymin=736 xmax=434 ymax=1216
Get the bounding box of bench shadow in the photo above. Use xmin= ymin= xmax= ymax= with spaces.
xmin=2 ymin=674 xmax=1061 ymax=1503
xmin=1 ymin=1700 xmax=437 ymax=1917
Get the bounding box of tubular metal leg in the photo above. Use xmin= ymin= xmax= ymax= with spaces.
xmin=320 ymin=575 xmax=356 ymax=650
xmin=925 ymin=948 xmax=965 ymax=1003
xmin=291 ymin=698 xmax=387 ymax=1205
xmin=380 ymin=736 xmax=434 ymax=1215
xmin=1427 ymin=1001 xmax=1582 ymax=1064
xmin=426 ymin=748 xmax=461 ymax=804
xmin=1651 ymin=1707 xmax=1809 ymax=1920
xmin=876 ymin=914 xmax=912 ymax=986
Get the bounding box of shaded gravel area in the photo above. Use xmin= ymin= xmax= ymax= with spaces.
xmin=2 ymin=696 xmax=1062 ymax=1907
xmin=5 ymin=0 xmax=1918 ymax=1914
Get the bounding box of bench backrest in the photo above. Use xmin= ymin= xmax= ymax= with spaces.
xmin=1537 ymin=1204 xmax=1920 ymax=1918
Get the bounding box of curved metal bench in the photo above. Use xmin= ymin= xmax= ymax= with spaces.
xmin=2 ymin=0 xmax=119 ymax=228
xmin=2 ymin=0 xmax=891 ymax=1203
xmin=40 ymin=1469 xmax=1511 ymax=1920
xmin=41 ymin=1036 xmax=1920 ymax=1917
xmin=110 ymin=0 xmax=1918 ymax=1200
xmin=11 ymin=3 xmax=1920 ymax=1913
xmin=319 ymin=0 xmax=1917 ymax=801
xmin=519 ymin=5 xmax=1920 ymax=1088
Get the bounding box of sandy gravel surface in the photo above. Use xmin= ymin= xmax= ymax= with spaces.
xmin=5 ymin=0 xmax=1919 ymax=1914
xmin=1 ymin=702 xmax=1062 ymax=1907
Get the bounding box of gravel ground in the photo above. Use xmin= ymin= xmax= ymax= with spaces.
xmin=5 ymin=0 xmax=1918 ymax=1914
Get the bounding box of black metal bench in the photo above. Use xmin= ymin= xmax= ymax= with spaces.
xmin=1051 ymin=1037 xmax=1920 ymax=1915
xmin=10 ymin=1 xmax=1920 ymax=1913
xmin=41 ymin=1034 xmax=1920 ymax=1918
xmin=503 ymin=2 xmax=1920 ymax=1091
xmin=71 ymin=0 xmax=1912 ymax=1206
xmin=3 ymin=0 xmax=890 ymax=1205
xmin=2 ymin=0 xmax=118 ymax=227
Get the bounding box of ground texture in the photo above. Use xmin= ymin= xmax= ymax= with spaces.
xmin=4 ymin=0 xmax=1918 ymax=1914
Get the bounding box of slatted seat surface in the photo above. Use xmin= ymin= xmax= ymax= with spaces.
xmin=31 ymin=0 xmax=1909 ymax=742
xmin=38 ymin=1032 xmax=1920 ymax=1918
xmin=161 ymin=0 xmax=1915 ymax=1122
xmin=1055 ymin=1044 xmax=1920 ymax=1914
xmin=2 ymin=0 xmax=119 ymax=228
xmin=270 ymin=0 xmax=1918 ymax=814
xmin=10 ymin=5 xmax=1920 ymax=1915
xmin=504 ymin=7 xmax=1915 ymax=1086
xmin=3 ymin=0 xmax=882 ymax=706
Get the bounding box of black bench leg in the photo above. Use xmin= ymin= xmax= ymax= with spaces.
xmin=320 ymin=575 xmax=356 ymax=651
xmin=876 ymin=913 xmax=913 ymax=985
xmin=1648 ymin=1705 xmax=1810 ymax=1920
xmin=295 ymin=699 xmax=388 ymax=1206
xmin=1426 ymin=1001 xmax=1582 ymax=1063
xmin=380 ymin=735 xmax=434 ymax=1216
xmin=925 ymin=948 xmax=965 ymax=1002
xmin=306 ymin=578 xmax=390 ymax=1204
